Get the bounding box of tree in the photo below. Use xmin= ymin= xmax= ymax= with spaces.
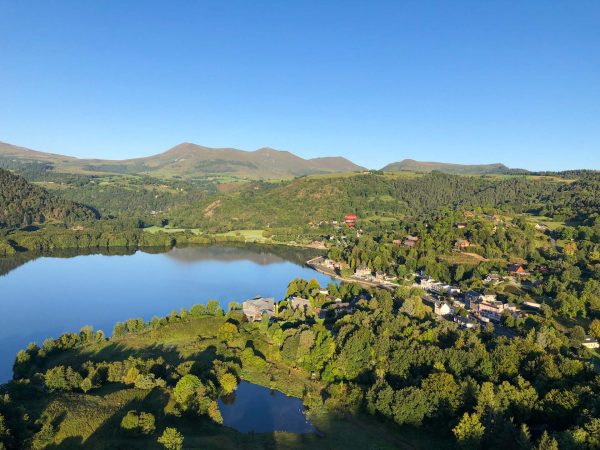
xmin=570 ymin=325 xmax=586 ymax=347
xmin=218 ymin=373 xmax=237 ymax=395
xmin=80 ymin=377 xmax=93 ymax=393
xmin=120 ymin=410 xmax=139 ymax=433
xmin=112 ymin=322 xmax=126 ymax=338
xmin=31 ymin=422 xmax=55 ymax=450
xmin=134 ymin=373 xmax=165 ymax=390
xmin=218 ymin=322 xmax=238 ymax=341
xmin=589 ymin=319 xmax=600 ymax=339
xmin=138 ymin=412 xmax=156 ymax=435
xmin=516 ymin=423 xmax=532 ymax=449
xmin=123 ymin=367 xmax=140 ymax=385
xmin=157 ymin=427 xmax=184 ymax=450
xmin=392 ymin=387 xmax=428 ymax=426
xmin=44 ymin=366 xmax=83 ymax=391
xmin=535 ymin=431 xmax=558 ymax=450
xmin=121 ymin=410 xmax=155 ymax=435
xmin=206 ymin=300 xmax=221 ymax=315
xmin=453 ymin=412 xmax=485 ymax=449
xmin=190 ymin=303 xmax=206 ymax=316
xmin=79 ymin=325 xmax=94 ymax=343
xmin=207 ymin=400 xmax=223 ymax=424
xmin=173 ymin=374 xmax=202 ymax=411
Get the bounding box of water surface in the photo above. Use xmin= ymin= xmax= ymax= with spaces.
xmin=0 ymin=244 xmax=333 ymax=382
xmin=219 ymin=381 xmax=315 ymax=434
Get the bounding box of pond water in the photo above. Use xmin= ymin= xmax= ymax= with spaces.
xmin=219 ymin=381 xmax=315 ymax=434
xmin=0 ymin=244 xmax=334 ymax=383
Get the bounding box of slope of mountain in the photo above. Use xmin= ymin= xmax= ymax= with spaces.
xmin=169 ymin=171 xmax=565 ymax=231
xmin=0 ymin=141 xmax=366 ymax=179
xmin=382 ymin=159 xmax=527 ymax=175
xmin=0 ymin=168 xmax=97 ymax=228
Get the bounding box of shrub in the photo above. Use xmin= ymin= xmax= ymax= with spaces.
xmin=121 ymin=410 xmax=156 ymax=435
xmin=44 ymin=366 xmax=83 ymax=391
xmin=218 ymin=373 xmax=238 ymax=395
xmin=158 ymin=427 xmax=184 ymax=450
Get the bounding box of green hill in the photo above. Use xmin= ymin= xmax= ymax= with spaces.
xmin=0 ymin=168 xmax=97 ymax=228
xmin=168 ymin=172 xmax=574 ymax=231
xmin=382 ymin=159 xmax=527 ymax=175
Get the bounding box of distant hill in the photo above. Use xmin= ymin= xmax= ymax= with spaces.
xmin=382 ymin=159 xmax=528 ymax=175
xmin=0 ymin=141 xmax=366 ymax=179
xmin=0 ymin=168 xmax=96 ymax=228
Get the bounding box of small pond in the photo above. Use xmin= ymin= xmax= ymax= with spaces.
xmin=219 ymin=381 xmax=315 ymax=434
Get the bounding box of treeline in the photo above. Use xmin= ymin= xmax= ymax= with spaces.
xmin=0 ymin=168 xmax=97 ymax=228
xmin=0 ymin=224 xmax=257 ymax=257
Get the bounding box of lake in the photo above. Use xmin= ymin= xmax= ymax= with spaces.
xmin=219 ymin=381 xmax=315 ymax=434
xmin=0 ymin=244 xmax=334 ymax=383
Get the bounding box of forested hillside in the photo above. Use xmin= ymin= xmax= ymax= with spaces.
xmin=382 ymin=159 xmax=526 ymax=175
xmin=169 ymin=172 xmax=589 ymax=231
xmin=0 ymin=168 xmax=97 ymax=229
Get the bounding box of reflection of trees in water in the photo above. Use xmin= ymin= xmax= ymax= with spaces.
xmin=0 ymin=243 xmax=323 ymax=278
xmin=220 ymin=390 xmax=237 ymax=405
xmin=164 ymin=243 xmax=321 ymax=266
xmin=0 ymin=247 xmax=137 ymax=277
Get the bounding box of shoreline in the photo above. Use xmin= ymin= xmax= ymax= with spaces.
xmin=306 ymin=256 xmax=399 ymax=291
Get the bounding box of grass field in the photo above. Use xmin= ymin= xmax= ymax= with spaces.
xmin=216 ymin=229 xmax=268 ymax=242
xmin=143 ymin=225 xmax=203 ymax=235
xmin=521 ymin=213 xmax=566 ymax=231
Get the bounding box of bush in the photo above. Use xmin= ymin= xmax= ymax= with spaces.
xmin=158 ymin=427 xmax=184 ymax=450
xmin=218 ymin=372 xmax=238 ymax=395
xmin=121 ymin=410 xmax=156 ymax=435
xmin=173 ymin=375 xmax=202 ymax=411
xmin=44 ymin=366 xmax=83 ymax=391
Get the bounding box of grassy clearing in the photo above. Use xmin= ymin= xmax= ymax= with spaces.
xmin=143 ymin=225 xmax=203 ymax=235
xmin=521 ymin=213 xmax=566 ymax=231
xmin=216 ymin=229 xmax=268 ymax=242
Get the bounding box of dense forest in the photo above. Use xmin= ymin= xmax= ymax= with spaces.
xmin=0 ymin=169 xmax=96 ymax=229
xmin=168 ymin=172 xmax=600 ymax=232
xmin=1 ymin=165 xmax=600 ymax=449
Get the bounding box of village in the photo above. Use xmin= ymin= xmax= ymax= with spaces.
xmin=301 ymin=254 xmax=600 ymax=349
xmin=241 ymin=210 xmax=600 ymax=350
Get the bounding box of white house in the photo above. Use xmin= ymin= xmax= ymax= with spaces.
xmin=434 ymin=301 xmax=451 ymax=316
xmin=582 ymin=337 xmax=599 ymax=349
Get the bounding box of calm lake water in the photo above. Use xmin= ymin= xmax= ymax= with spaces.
xmin=219 ymin=381 xmax=315 ymax=433
xmin=0 ymin=244 xmax=333 ymax=383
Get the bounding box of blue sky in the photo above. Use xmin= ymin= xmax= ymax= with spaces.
xmin=0 ymin=1 xmax=598 ymax=170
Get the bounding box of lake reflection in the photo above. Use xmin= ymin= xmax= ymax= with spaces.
xmin=0 ymin=244 xmax=333 ymax=382
xmin=219 ymin=381 xmax=315 ymax=434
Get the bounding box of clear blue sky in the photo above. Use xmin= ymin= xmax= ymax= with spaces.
xmin=1 ymin=1 xmax=598 ymax=170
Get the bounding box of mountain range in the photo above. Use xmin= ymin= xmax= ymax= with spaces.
xmin=0 ymin=140 xmax=527 ymax=179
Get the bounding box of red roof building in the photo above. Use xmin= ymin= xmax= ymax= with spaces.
xmin=344 ymin=214 xmax=357 ymax=228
